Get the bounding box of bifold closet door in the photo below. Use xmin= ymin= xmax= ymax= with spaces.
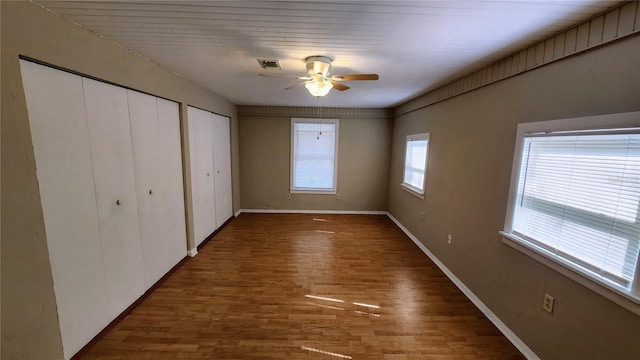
xmin=187 ymin=106 xmax=216 ymax=246
xmin=83 ymin=78 xmax=145 ymax=320
xmin=212 ymin=114 xmax=233 ymax=226
xmin=128 ymin=90 xmax=187 ymax=288
xmin=19 ymin=60 xmax=109 ymax=359
xmin=156 ymin=98 xmax=188 ymax=267
xmin=127 ymin=90 xmax=164 ymax=288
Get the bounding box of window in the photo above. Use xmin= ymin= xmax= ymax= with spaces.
xmin=501 ymin=112 xmax=640 ymax=309
xmin=401 ymin=133 xmax=429 ymax=197
xmin=290 ymin=118 xmax=338 ymax=193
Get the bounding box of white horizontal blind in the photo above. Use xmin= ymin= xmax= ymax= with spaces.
xmin=402 ymin=134 xmax=429 ymax=194
xmin=513 ymin=131 xmax=640 ymax=288
xmin=291 ymin=119 xmax=337 ymax=191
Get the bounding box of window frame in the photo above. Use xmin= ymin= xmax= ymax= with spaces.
xmin=401 ymin=133 xmax=430 ymax=198
xmin=290 ymin=117 xmax=339 ymax=194
xmin=501 ymin=111 xmax=640 ymax=316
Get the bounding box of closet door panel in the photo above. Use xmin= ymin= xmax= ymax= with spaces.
xmin=188 ymin=106 xmax=216 ymax=246
xmin=198 ymin=110 xmax=217 ymax=243
xmin=83 ymin=78 xmax=145 ymax=319
xmin=212 ymin=114 xmax=233 ymax=226
xmin=194 ymin=107 xmax=217 ymax=245
xmin=19 ymin=60 xmax=109 ymax=359
xmin=127 ymin=90 xmax=164 ymax=288
xmin=157 ymin=98 xmax=188 ymax=267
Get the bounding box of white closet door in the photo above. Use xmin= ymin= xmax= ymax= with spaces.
xmin=212 ymin=114 xmax=233 ymax=226
xmin=83 ymin=78 xmax=145 ymax=319
xmin=127 ymin=90 xmax=165 ymax=288
xmin=188 ymin=106 xmax=216 ymax=246
xmin=130 ymin=91 xmax=187 ymax=288
xmin=157 ymin=98 xmax=188 ymax=267
xmin=20 ymin=60 xmax=109 ymax=360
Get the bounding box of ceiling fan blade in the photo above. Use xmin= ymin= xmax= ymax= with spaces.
xmin=332 ymin=74 xmax=379 ymax=81
xmin=284 ymin=81 xmax=306 ymax=90
xmin=258 ymin=72 xmax=295 ymax=78
xmin=331 ymin=81 xmax=350 ymax=91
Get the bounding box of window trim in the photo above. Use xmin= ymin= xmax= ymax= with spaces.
xmin=290 ymin=117 xmax=339 ymax=194
xmin=501 ymin=111 xmax=640 ymax=316
xmin=401 ymin=133 xmax=430 ymax=199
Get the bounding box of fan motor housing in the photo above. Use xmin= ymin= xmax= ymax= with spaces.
xmin=305 ymin=56 xmax=332 ymax=76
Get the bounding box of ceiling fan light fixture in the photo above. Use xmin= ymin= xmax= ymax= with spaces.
xmin=305 ymin=80 xmax=333 ymax=97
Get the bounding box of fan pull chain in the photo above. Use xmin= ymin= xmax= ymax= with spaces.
xmin=317 ymin=98 xmax=321 ymax=140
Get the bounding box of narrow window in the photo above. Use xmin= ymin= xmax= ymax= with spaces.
xmin=290 ymin=118 xmax=338 ymax=193
xmin=401 ymin=133 xmax=429 ymax=197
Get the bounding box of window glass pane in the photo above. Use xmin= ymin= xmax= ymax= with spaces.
xmin=403 ymin=137 xmax=428 ymax=192
xmin=292 ymin=121 xmax=337 ymax=190
xmin=513 ymin=133 xmax=640 ymax=287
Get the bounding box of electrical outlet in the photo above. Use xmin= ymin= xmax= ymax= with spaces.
xmin=543 ymin=293 xmax=554 ymax=313
xmin=336 ymin=193 xmax=341 ymax=200
xmin=447 ymin=234 xmax=452 ymax=245
xmin=286 ymin=193 xmax=291 ymax=200
xmin=420 ymin=212 xmax=425 ymax=221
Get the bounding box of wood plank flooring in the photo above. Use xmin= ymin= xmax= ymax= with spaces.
xmin=79 ymin=213 xmax=524 ymax=359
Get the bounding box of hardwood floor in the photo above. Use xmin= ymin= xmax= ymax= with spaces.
xmin=79 ymin=213 xmax=524 ymax=359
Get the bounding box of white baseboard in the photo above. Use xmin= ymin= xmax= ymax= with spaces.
xmin=234 ymin=209 xmax=242 ymax=217
xmin=187 ymin=248 xmax=198 ymax=257
xmin=237 ymin=209 xmax=388 ymax=215
xmin=386 ymin=213 xmax=540 ymax=360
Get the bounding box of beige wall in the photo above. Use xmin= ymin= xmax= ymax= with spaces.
xmin=239 ymin=106 xmax=392 ymax=211
xmin=1 ymin=2 xmax=239 ymax=358
xmin=389 ymin=35 xmax=640 ymax=359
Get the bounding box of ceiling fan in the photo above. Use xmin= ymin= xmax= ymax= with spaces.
xmin=296 ymin=56 xmax=379 ymax=97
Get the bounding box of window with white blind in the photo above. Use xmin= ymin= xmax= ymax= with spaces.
xmin=501 ymin=112 xmax=640 ymax=310
xmin=402 ymin=133 xmax=429 ymax=197
xmin=290 ymin=118 xmax=338 ymax=193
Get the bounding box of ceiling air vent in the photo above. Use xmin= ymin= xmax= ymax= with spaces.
xmin=257 ymin=58 xmax=281 ymax=70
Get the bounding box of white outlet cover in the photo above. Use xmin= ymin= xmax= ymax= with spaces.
xmin=543 ymin=294 xmax=554 ymax=313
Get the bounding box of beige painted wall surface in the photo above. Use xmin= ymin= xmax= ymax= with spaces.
xmin=389 ymin=35 xmax=640 ymax=360
xmin=1 ymin=3 xmax=3 ymax=357
xmin=239 ymin=108 xmax=392 ymax=211
xmin=1 ymin=2 xmax=238 ymax=358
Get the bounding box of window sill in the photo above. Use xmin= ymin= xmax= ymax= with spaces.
xmin=400 ymin=183 xmax=424 ymax=199
xmin=290 ymin=189 xmax=336 ymax=195
xmin=500 ymin=231 xmax=640 ymax=316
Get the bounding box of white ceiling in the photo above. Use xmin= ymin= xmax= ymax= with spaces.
xmin=36 ymin=1 xmax=615 ymax=108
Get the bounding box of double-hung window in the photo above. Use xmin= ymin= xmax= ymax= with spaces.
xmin=401 ymin=133 xmax=429 ymax=197
xmin=290 ymin=118 xmax=339 ymax=193
xmin=501 ymin=112 xmax=640 ymax=311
